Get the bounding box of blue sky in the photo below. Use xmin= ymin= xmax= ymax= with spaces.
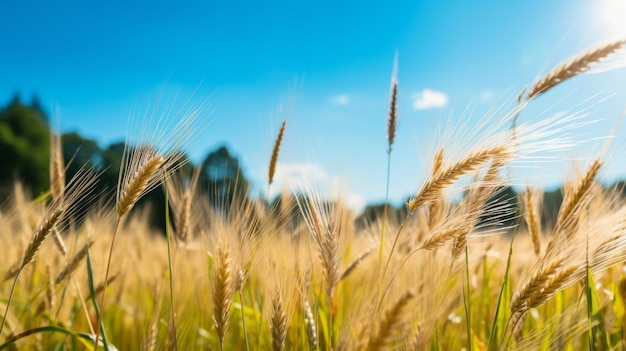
xmin=2 ymin=1 xmax=626 ymax=211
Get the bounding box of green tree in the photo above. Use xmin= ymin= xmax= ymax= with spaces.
xmin=201 ymin=145 xmax=250 ymax=209
xmin=0 ymin=95 xmax=50 ymax=197
xmin=542 ymin=188 xmax=563 ymax=229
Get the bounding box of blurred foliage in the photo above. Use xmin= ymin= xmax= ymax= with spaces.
xmin=0 ymin=95 xmax=50 ymax=197
xmin=0 ymin=96 xmax=251 ymax=231
xmin=201 ymin=145 xmax=250 ymax=211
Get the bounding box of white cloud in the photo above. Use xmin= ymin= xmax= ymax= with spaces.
xmin=268 ymin=162 xmax=366 ymax=213
xmin=330 ymin=94 xmax=350 ymax=105
xmin=271 ymin=162 xmax=328 ymax=190
xmin=412 ymin=88 xmax=449 ymax=110
xmin=267 ymin=162 xmax=328 ymax=199
xmin=331 ymin=176 xmax=366 ymax=213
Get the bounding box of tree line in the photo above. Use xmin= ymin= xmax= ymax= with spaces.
xmin=1 ymin=94 xmax=625 ymax=231
xmin=0 ymin=94 xmax=250 ymax=229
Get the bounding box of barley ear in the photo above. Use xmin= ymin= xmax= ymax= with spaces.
xmin=177 ymin=189 xmax=192 ymax=242
xmin=45 ymin=264 xmax=56 ymax=314
xmin=22 ymin=208 xmax=64 ymax=267
xmin=321 ymin=218 xmax=340 ymax=298
xmin=269 ymin=120 xmax=287 ymax=187
xmin=409 ymin=146 xmax=507 ymax=213
xmin=511 ymin=257 xmax=579 ymax=317
xmin=526 ymin=40 xmax=626 ymax=100
xmin=340 ymin=247 xmax=374 ymax=281
xmin=555 ymin=159 xmax=602 ymax=230
xmin=303 ymin=298 xmax=317 ymax=351
xmin=427 ymin=149 xmax=445 ymax=228
xmin=144 ymin=321 xmax=157 ymax=351
xmin=212 ymin=245 xmax=234 ymax=347
xmin=523 ymin=187 xmax=542 ymax=257
xmin=387 ymin=56 xmax=398 ymax=152
xmin=366 ymin=291 xmax=414 ymax=351
xmin=51 ymin=227 xmax=67 ymax=256
xmin=55 ymin=240 xmax=93 ymax=285
xmin=93 ymin=272 xmax=121 ymax=297
xmin=117 ymin=154 xmax=165 ymax=217
xmin=270 ymin=288 xmax=288 ymax=351
xmin=50 ymin=132 xmax=65 ymax=201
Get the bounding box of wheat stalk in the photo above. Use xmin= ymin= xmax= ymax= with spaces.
xmin=51 ymin=227 xmax=67 ymax=256
xmin=525 ymin=40 xmax=626 ymax=101
xmin=45 ymin=265 xmax=55 ymax=314
xmin=556 ymin=158 xmax=602 ymax=230
xmin=320 ymin=218 xmax=340 ymax=297
xmin=117 ymin=154 xmax=165 ymax=217
xmin=270 ymin=288 xmax=288 ymax=351
xmin=366 ymin=291 xmax=414 ymax=351
xmin=55 ymin=240 xmax=93 ymax=285
xmin=177 ymin=190 xmax=192 ymax=242
xmin=511 ymin=257 xmax=579 ymax=315
xmin=22 ymin=208 xmax=64 ymax=267
xmin=387 ymin=70 xmax=398 ymax=152
xmin=380 ymin=56 xmax=399 ymax=268
xmin=544 ymin=159 xmax=602 ymax=256
xmin=144 ymin=321 xmax=157 ymax=351
xmin=509 ymin=264 xmax=579 ymax=338
xmin=167 ymin=311 xmax=178 ymax=351
xmin=167 ymin=166 xmax=202 ymax=244
xmin=408 ymin=146 xmax=508 ymax=213
xmin=269 ymin=120 xmax=286 ymax=187
xmin=213 ymin=245 xmax=234 ymax=349
xmin=526 ymin=265 xmax=578 ymax=309
xmin=303 ymin=298 xmax=317 ymax=351
xmin=340 ymin=247 xmax=374 ymax=281
xmin=523 ymin=187 xmax=542 ymax=257
xmin=93 ymin=272 xmax=121 ymax=297
xmin=306 ymin=194 xmax=325 ymax=240
xmin=2 ymin=167 xmax=99 ymax=338
xmin=49 ymin=132 xmax=65 ymax=201
xmin=421 ymin=223 xmax=470 ymax=251
xmin=452 ymin=159 xmax=506 ymax=260
xmin=427 ymin=149 xmax=445 ymax=229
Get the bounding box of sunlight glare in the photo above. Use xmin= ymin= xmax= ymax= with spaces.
xmin=597 ymin=0 xmax=626 ymax=37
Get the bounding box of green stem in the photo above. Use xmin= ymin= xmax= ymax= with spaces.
xmin=328 ymin=291 xmax=334 ymax=351
xmin=239 ymin=290 xmax=250 ymax=351
xmin=463 ymin=246 xmax=472 ymax=351
xmin=163 ymin=181 xmax=179 ymax=350
xmin=0 ymin=325 xmax=103 ymax=350
xmin=93 ymin=217 xmax=121 ymax=351
xmin=379 ymin=150 xmax=392 ymax=269
xmin=86 ymin=238 xmax=110 ymax=351
xmin=0 ymin=270 xmax=22 ymax=338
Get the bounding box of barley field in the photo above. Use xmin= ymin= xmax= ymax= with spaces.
xmin=2 ymin=40 xmax=626 ymax=351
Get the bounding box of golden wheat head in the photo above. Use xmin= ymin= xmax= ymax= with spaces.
xmin=269 ymin=120 xmax=286 ymax=187
xmin=526 ymin=40 xmax=626 ymax=100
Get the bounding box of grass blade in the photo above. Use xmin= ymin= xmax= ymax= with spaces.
xmin=86 ymin=242 xmax=110 ymax=351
